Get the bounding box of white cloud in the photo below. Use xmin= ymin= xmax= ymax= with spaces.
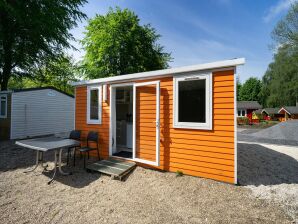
xmin=263 ymin=0 xmax=296 ymax=23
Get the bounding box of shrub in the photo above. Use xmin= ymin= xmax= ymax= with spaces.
xmin=176 ymin=170 xmax=184 ymax=177
xmin=237 ymin=117 xmax=250 ymax=125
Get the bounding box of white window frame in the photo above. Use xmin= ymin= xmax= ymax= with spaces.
xmin=237 ymin=109 xmax=246 ymax=117
xmin=103 ymin=84 xmax=107 ymax=102
xmin=87 ymin=85 xmax=102 ymax=124
xmin=173 ymin=72 xmax=212 ymax=130
xmin=0 ymin=95 xmax=8 ymax=119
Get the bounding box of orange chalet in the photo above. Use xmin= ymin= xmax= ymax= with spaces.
xmin=72 ymin=58 xmax=245 ymax=184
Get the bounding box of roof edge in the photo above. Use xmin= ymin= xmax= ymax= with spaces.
xmin=0 ymin=86 xmax=74 ymax=98
xmin=278 ymin=107 xmax=291 ymax=115
xmin=72 ymin=58 xmax=245 ymax=86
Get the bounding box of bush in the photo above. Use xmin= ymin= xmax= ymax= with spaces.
xmin=176 ymin=170 xmax=184 ymax=177
xmin=237 ymin=117 xmax=250 ymax=125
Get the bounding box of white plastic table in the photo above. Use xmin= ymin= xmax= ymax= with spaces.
xmin=16 ymin=137 xmax=80 ymax=184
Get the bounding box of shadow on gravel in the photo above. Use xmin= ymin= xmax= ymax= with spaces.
xmin=0 ymin=140 xmax=40 ymax=170
xmin=238 ymin=143 xmax=298 ymax=186
xmin=0 ymin=141 xmax=100 ymax=188
xmin=41 ymin=161 xmax=101 ymax=188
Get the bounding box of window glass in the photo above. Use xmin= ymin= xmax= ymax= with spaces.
xmin=238 ymin=110 xmax=241 ymax=116
xmin=178 ymin=79 xmax=206 ymax=123
xmin=90 ymin=89 xmax=99 ymax=120
xmin=0 ymin=97 xmax=6 ymax=117
xmin=241 ymin=110 xmax=245 ymax=116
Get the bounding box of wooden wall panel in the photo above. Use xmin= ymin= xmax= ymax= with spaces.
xmin=75 ymin=86 xmax=110 ymax=158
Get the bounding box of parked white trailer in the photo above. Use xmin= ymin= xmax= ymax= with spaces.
xmin=0 ymin=87 xmax=74 ymax=140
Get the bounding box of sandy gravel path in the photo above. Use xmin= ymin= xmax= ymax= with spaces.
xmin=0 ymin=141 xmax=294 ymax=224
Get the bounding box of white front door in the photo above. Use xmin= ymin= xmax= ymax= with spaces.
xmin=133 ymin=81 xmax=160 ymax=166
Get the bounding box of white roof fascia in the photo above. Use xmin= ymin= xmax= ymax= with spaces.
xmin=278 ymin=107 xmax=291 ymax=115
xmin=0 ymin=90 xmax=13 ymax=94
xmin=72 ymin=58 xmax=245 ymax=86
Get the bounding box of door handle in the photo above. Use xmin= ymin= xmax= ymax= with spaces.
xmin=151 ymin=120 xmax=160 ymax=127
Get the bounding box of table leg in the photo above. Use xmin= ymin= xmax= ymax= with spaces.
xmin=58 ymin=148 xmax=72 ymax=175
xmin=48 ymin=150 xmax=58 ymax=184
xmin=24 ymin=151 xmax=40 ymax=173
xmin=40 ymin=152 xmax=49 ymax=170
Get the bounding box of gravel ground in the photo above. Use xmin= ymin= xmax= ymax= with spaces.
xmin=251 ymin=120 xmax=298 ymax=140
xmin=238 ymin=122 xmax=298 ymax=222
xmin=238 ymin=142 xmax=298 ymax=222
xmin=0 ymin=141 xmax=294 ymax=224
xmin=238 ymin=121 xmax=298 ymax=146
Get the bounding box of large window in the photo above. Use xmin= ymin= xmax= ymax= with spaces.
xmin=173 ymin=72 xmax=212 ymax=130
xmin=0 ymin=95 xmax=7 ymax=118
xmin=87 ymin=85 xmax=102 ymax=124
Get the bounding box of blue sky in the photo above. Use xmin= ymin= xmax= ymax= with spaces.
xmin=69 ymin=0 xmax=296 ymax=82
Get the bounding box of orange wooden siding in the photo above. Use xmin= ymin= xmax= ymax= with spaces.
xmin=135 ymin=84 xmax=157 ymax=162
xmin=75 ymin=69 xmax=235 ymax=184
xmin=75 ymin=86 xmax=110 ymax=158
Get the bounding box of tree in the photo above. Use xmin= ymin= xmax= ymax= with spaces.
xmin=272 ymin=2 xmax=298 ymax=49
xmin=0 ymin=0 xmax=87 ymax=90
xmin=260 ymin=45 xmax=298 ymax=107
xmin=32 ymin=54 xmax=79 ymax=94
xmin=81 ymin=7 xmax=172 ymax=79
xmin=8 ymin=54 xmax=79 ymax=94
xmin=236 ymin=75 xmax=242 ymax=101
xmin=260 ymin=2 xmax=298 ymax=107
xmin=239 ymin=77 xmax=262 ymax=102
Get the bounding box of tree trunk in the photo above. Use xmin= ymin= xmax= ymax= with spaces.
xmin=0 ymin=9 xmax=13 ymax=91
xmin=0 ymin=66 xmax=11 ymax=91
xmin=1 ymin=48 xmax=13 ymax=91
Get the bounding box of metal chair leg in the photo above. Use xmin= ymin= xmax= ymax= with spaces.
xmin=67 ymin=148 xmax=70 ymax=165
xmin=73 ymin=149 xmax=76 ymax=167
xmin=83 ymin=153 xmax=86 ymax=169
xmin=97 ymin=149 xmax=100 ymax=160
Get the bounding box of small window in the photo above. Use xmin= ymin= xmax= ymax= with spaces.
xmin=87 ymin=85 xmax=102 ymax=124
xmin=0 ymin=95 xmax=7 ymax=118
xmin=173 ymin=72 xmax=212 ymax=130
xmin=241 ymin=110 xmax=245 ymax=116
xmin=237 ymin=109 xmax=246 ymax=117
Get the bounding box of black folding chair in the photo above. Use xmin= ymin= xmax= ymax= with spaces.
xmin=74 ymin=131 xmax=100 ymax=168
xmin=66 ymin=130 xmax=81 ymax=165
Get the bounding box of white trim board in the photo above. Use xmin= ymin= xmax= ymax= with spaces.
xmin=10 ymin=93 xmax=14 ymax=139
xmin=72 ymin=58 xmax=245 ymax=86
xmin=234 ymin=68 xmax=238 ymax=185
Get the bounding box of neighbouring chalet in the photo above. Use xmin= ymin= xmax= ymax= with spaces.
xmin=278 ymin=104 xmax=298 ymax=121
xmin=237 ymin=101 xmax=262 ymax=120
xmin=261 ymin=108 xmax=284 ymax=121
xmin=0 ymin=87 xmax=74 ymax=140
